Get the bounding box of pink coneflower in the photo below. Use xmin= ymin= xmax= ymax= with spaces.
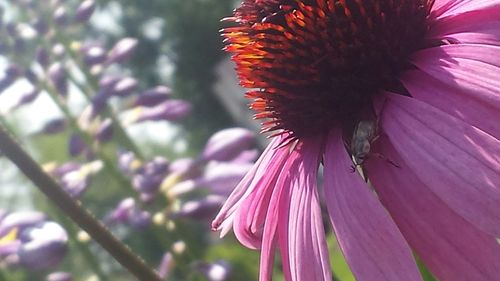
xmin=212 ymin=0 xmax=500 ymax=280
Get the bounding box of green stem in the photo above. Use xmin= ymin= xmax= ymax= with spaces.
xmin=0 ymin=125 xmax=163 ymax=281
xmin=0 ymin=116 xmax=109 ymax=280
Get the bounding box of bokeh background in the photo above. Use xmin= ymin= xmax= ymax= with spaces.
xmin=0 ymin=0 xmax=437 ymax=280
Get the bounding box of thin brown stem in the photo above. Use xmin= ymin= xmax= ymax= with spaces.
xmin=0 ymin=125 xmax=162 ymax=281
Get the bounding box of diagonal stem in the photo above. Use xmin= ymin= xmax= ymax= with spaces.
xmin=0 ymin=125 xmax=162 ymax=281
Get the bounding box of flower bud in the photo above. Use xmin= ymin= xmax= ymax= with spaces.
xmin=68 ymin=134 xmax=86 ymax=157
xmin=75 ymin=0 xmax=96 ymax=23
xmin=37 ymin=118 xmax=66 ymax=135
xmin=46 ymin=272 xmax=72 ymax=281
xmin=36 ymin=47 xmax=50 ymax=68
xmin=112 ymin=77 xmax=138 ymax=97
xmin=106 ymin=38 xmax=138 ymax=64
xmin=132 ymin=100 xmax=191 ymax=123
xmin=53 ymin=7 xmax=68 ymax=26
xmin=18 ymin=222 xmax=68 ymax=270
xmin=172 ymin=195 xmax=225 ymax=220
xmin=0 ymin=211 xmax=46 ymax=237
xmin=83 ymin=45 xmax=107 ymax=66
xmin=133 ymin=86 xmax=172 ymax=107
xmin=201 ymin=128 xmax=255 ymax=162
xmin=96 ymin=118 xmax=113 ymax=142
xmin=157 ymin=252 xmax=174 ymax=279
xmin=47 ymin=63 xmax=68 ymax=96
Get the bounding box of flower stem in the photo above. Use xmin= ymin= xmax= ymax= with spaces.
xmin=0 ymin=125 xmax=163 ymax=281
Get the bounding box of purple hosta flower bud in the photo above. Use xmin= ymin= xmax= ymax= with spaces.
xmin=74 ymin=0 xmax=96 ymax=23
xmin=18 ymin=221 xmax=68 ymax=270
xmin=36 ymin=47 xmax=50 ymax=68
xmin=50 ymin=162 xmax=81 ymax=178
xmin=52 ymin=44 xmax=65 ymax=58
xmin=132 ymin=157 xmax=169 ymax=195
xmin=106 ymin=198 xmax=135 ymax=224
xmin=199 ymin=162 xmax=253 ymax=195
xmin=197 ymin=261 xmax=231 ymax=281
xmin=36 ymin=118 xmax=66 ymax=135
xmin=48 ymin=63 xmax=68 ymax=96
xmin=128 ymin=209 xmax=151 ymax=229
xmin=231 ymin=149 xmax=259 ymax=163
xmin=106 ymin=38 xmax=138 ymax=65
xmin=46 ymin=272 xmax=72 ymax=281
xmin=105 ymin=198 xmax=150 ymax=229
xmin=99 ymin=76 xmax=120 ymax=93
xmin=168 ymin=163 xmax=251 ymax=197
xmin=157 ymin=252 xmax=174 ymax=279
xmin=89 ymin=91 xmax=108 ymax=118
xmin=133 ymin=86 xmax=172 ymax=107
xmin=96 ymin=118 xmax=113 ymax=142
xmin=60 ymin=161 xmax=102 ymax=198
xmin=82 ymin=45 xmax=107 ymax=66
xmin=172 ymin=195 xmax=225 ymax=220
xmin=201 ymin=128 xmax=255 ymax=162
xmin=68 ymin=134 xmax=86 ymax=157
xmin=11 ymin=88 xmax=40 ymax=110
xmin=117 ymin=150 xmax=141 ymax=174
xmin=53 ymin=7 xmax=68 ymax=26
xmin=0 ymin=211 xmax=46 ymax=237
xmin=130 ymin=100 xmax=192 ymax=124
xmin=112 ymin=77 xmax=138 ymax=97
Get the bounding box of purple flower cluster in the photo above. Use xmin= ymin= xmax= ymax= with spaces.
xmin=0 ymin=211 xmax=69 ymax=277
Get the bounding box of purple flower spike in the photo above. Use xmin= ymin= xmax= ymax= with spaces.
xmin=46 ymin=272 xmax=73 ymax=281
xmin=74 ymin=0 xmax=96 ymax=23
xmin=37 ymin=118 xmax=66 ymax=135
xmin=201 ymin=128 xmax=255 ymax=162
xmin=106 ymin=38 xmax=138 ymax=65
xmin=18 ymin=222 xmax=68 ymax=270
xmin=112 ymin=77 xmax=138 ymax=97
xmin=133 ymin=86 xmax=172 ymax=107
xmin=96 ymin=118 xmax=113 ymax=142
xmin=35 ymin=47 xmax=49 ymax=68
xmin=134 ymin=100 xmax=192 ymax=123
xmin=53 ymin=7 xmax=68 ymax=26
xmin=0 ymin=211 xmax=46 ymax=237
xmin=83 ymin=45 xmax=107 ymax=66
xmin=157 ymin=252 xmax=174 ymax=279
xmin=68 ymin=134 xmax=86 ymax=157
xmin=47 ymin=63 xmax=68 ymax=96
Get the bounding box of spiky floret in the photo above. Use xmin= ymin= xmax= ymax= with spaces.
xmin=224 ymin=0 xmax=433 ymax=139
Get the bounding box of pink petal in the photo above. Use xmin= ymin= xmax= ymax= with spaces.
xmin=381 ymin=93 xmax=500 ymax=236
xmin=412 ymin=49 xmax=500 ymax=113
xmin=233 ymin=143 xmax=290 ymax=249
xmin=323 ymin=130 xmax=422 ymax=281
xmin=431 ymin=0 xmax=500 ymax=19
xmin=261 ymin=139 xmax=332 ymax=281
xmin=367 ymin=138 xmax=500 ymax=281
xmin=212 ymin=136 xmax=286 ymax=237
xmin=401 ymin=68 xmax=500 ymax=139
